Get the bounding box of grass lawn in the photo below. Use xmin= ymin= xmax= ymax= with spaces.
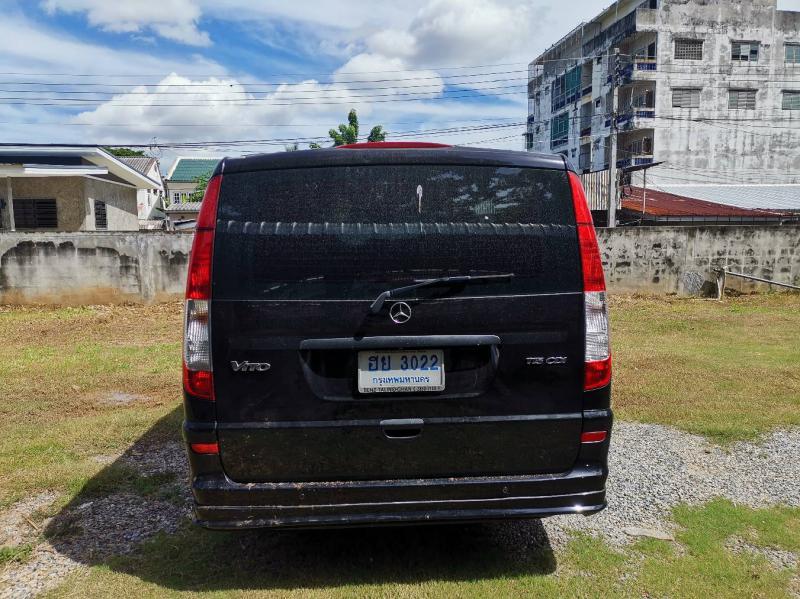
xmin=0 ymin=293 xmax=798 ymax=597
xmin=611 ymin=294 xmax=800 ymax=442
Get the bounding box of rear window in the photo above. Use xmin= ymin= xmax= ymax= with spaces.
xmin=213 ymin=164 xmax=581 ymax=300
xmin=219 ymin=165 xmax=573 ymax=224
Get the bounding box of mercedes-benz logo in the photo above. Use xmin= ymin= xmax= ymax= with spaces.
xmin=389 ymin=301 xmax=412 ymax=324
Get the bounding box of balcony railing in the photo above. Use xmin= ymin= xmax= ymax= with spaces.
xmin=617 ymin=155 xmax=654 ymax=169
xmin=635 ymin=58 xmax=657 ymax=71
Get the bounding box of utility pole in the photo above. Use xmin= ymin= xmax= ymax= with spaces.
xmin=607 ymin=47 xmax=620 ymax=228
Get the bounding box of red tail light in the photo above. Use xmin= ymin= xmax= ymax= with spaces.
xmin=581 ymin=431 xmax=608 ymax=444
xmin=185 ymin=175 xmax=221 ymax=300
xmin=183 ymin=174 xmax=221 ymax=401
xmin=183 ymin=367 xmax=213 ymax=399
xmin=190 ymin=442 xmax=219 ymax=455
xmin=569 ymin=172 xmax=612 ymax=391
xmin=584 ymin=358 xmax=612 ymax=391
xmin=569 ymin=172 xmax=605 ymax=292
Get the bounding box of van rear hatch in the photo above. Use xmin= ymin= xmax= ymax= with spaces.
xmin=210 ymin=149 xmax=585 ymax=483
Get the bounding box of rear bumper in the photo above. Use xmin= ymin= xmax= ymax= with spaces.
xmin=190 ymin=465 xmax=607 ymax=529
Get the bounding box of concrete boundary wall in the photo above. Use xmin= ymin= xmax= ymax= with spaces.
xmin=0 ymin=226 xmax=798 ymax=304
xmin=0 ymin=232 xmax=192 ymax=304
xmin=597 ymin=226 xmax=800 ymax=295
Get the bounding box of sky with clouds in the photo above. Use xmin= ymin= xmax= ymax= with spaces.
xmin=2 ymin=0 xmax=800 ymax=166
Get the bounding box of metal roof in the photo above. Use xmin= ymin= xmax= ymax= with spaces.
xmin=166 ymin=157 xmax=221 ymax=182
xmin=164 ymin=201 xmax=202 ymax=213
xmin=118 ymin=156 xmax=156 ymax=176
xmin=654 ymin=184 xmax=800 ymax=212
xmin=621 ymin=187 xmax=782 ymax=217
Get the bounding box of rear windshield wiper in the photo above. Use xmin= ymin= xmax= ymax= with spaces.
xmin=368 ymin=273 xmax=515 ymax=314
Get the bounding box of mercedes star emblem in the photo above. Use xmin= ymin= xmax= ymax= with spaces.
xmin=389 ymin=301 xmax=412 ymax=324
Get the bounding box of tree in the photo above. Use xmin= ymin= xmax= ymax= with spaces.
xmin=189 ymin=173 xmax=210 ymax=202
xmin=328 ymin=109 xmax=360 ymax=146
xmin=106 ymin=147 xmax=146 ymax=157
xmin=367 ymin=125 xmax=387 ymax=142
xmin=327 ymin=109 xmax=387 ymax=146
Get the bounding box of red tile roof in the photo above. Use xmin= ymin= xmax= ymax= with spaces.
xmin=621 ymin=187 xmax=782 ymax=217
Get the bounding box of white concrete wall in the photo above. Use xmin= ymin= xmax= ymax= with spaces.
xmin=0 ymin=232 xmax=192 ymax=304
xmin=84 ymin=178 xmax=139 ymax=231
xmin=1 ymin=227 xmax=797 ymax=304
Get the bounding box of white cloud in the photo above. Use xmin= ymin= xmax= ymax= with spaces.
xmin=367 ymin=0 xmax=543 ymax=67
xmin=41 ymin=0 xmax=211 ymax=46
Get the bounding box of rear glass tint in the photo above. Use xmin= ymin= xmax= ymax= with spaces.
xmin=213 ymin=165 xmax=580 ymax=300
xmin=219 ymin=165 xmax=573 ymax=224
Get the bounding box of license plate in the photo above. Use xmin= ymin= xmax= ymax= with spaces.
xmin=357 ymin=350 xmax=445 ymax=393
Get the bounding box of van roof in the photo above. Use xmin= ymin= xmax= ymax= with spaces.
xmin=215 ymin=146 xmax=572 ymax=177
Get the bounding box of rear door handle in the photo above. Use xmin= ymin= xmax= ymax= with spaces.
xmin=380 ymin=418 xmax=424 ymax=440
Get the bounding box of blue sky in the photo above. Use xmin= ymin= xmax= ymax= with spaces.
xmin=2 ymin=0 xmax=799 ymax=165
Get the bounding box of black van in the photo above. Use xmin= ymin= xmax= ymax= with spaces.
xmin=182 ymin=142 xmax=612 ymax=529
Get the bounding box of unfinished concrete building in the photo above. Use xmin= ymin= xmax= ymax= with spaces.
xmin=526 ymin=0 xmax=800 ymax=194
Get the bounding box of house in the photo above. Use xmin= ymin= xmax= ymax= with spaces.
xmin=163 ymin=201 xmax=202 ymax=229
xmin=165 ymin=157 xmax=221 ymax=205
xmin=0 ymin=145 xmax=162 ymax=232
xmin=117 ymin=156 xmax=165 ymax=222
xmin=163 ymin=157 xmax=221 ymax=229
xmin=526 ymin=0 xmax=800 ymax=187
xmin=619 ymin=186 xmax=797 ymax=225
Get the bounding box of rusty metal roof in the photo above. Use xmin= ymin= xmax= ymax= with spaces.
xmin=621 ymin=187 xmax=785 ymax=217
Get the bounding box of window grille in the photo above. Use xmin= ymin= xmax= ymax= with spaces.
xmin=674 ymin=39 xmax=703 ymax=60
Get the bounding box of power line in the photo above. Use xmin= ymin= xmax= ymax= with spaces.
xmin=0 ymin=78 xmax=527 ymax=98
xmin=9 ymin=121 xmax=528 ymax=149
xmin=0 ymin=70 xmax=529 ymax=89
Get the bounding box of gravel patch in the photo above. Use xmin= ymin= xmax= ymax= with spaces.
xmin=0 ymin=443 xmax=190 ymax=599
xmin=2 ymin=423 xmax=799 ymax=597
xmin=100 ymin=392 xmax=149 ymax=406
xmin=0 ymin=493 xmax=57 ymax=548
xmin=725 ymin=536 xmax=798 ymax=571
xmin=543 ymin=422 xmax=800 ymax=546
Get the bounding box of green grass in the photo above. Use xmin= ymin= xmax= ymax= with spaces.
xmin=610 ymin=294 xmax=800 ymax=442
xmin=0 ymin=544 xmax=33 ymax=566
xmin=43 ymin=500 xmax=800 ymax=598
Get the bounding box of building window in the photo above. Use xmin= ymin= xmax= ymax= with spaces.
xmin=786 ymin=43 xmax=800 ymax=64
xmin=674 ymin=39 xmax=703 ymax=60
xmin=551 ymin=66 xmax=581 ymax=112
xmin=13 ymin=199 xmax=57 ymax=229
xmin=628 ymin=137 xmax=654 ymax=155
xmin=172 ymin=192 xmax=180 ymax=203
xmin=550 ymin=112 xmax=569 ymax=148
xmin=728 ymin=89 xmax=756 ymax=110
xmin=672 ymin=88 xmax=701 ymax=108
xmin=94 ymin=200 xmax=107 ymax=230
xmin=731 ymin=41 xmax=759 ymax=62
xmin=783 ymin=91 xmax=800 ymax=110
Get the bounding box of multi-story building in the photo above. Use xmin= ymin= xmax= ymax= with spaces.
xmin=526 ymin=0 xmax=800 ymax=191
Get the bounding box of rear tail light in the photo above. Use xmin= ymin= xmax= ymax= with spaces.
xmin=569 ymin=172 xmax=612 ymax=391
xmin=183 ymin=174 xmax=222 ymax=401
xmin=190 ymin=442 xmax=219 ymax=455
xmin=581 ymin=431 xmax=607 ymax=444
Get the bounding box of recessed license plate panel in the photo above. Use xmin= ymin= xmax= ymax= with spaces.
xmin=357 ymin=350 xmax=445 ymax=393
